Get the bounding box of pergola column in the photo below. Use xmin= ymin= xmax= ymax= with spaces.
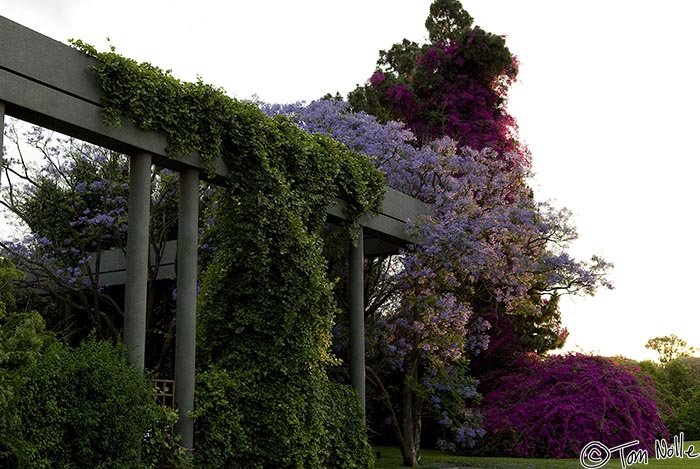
xmin=349 ymin=225 xmax=366 ymax=412
xmin=0 ymin=102 xmax=5 ymax=152
xmin=124 ymin=152 xmax=152 ymax=370
xmin=174 ymin=168 xmax=199 ymax=451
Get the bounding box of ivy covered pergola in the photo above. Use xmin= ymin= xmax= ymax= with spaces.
xmin=0 ymin=15 xmax=430 ymax=451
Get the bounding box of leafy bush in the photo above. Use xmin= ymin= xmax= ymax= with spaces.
xmin=191 ymin=368 xmax=247 ymax=468
xmin=141 ymin=405 xmax=193 ymax=469
xmin=477 ymin=353 xmax=668 ymax=458
xmin=0 ymin=257 xmax=24 ymax=321
xmin=0 ymin=310 xmax=183 ymax=468
xmin=321 ymin=382 xmax=374 ymax=468
xmin=10 ymin=337 xmax=155 ymax=468
xmin=194 ymin=366 xmax=374 ymax=468
xmin=0 ymin=310 xmax=55 ymax=467
xmin=639 ymin=357 xmax=700 ymax=440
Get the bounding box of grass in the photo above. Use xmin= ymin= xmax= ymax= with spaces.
xmin=373 ymin=442 xmax=700 ymax=469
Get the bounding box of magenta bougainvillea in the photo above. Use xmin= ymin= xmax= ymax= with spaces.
xmin=478 ymin=353 xmax=669 ymax=458
xmin=349 ymin=6 xmax=527 ymax=164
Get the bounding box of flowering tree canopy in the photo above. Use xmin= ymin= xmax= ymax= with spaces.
xmin=1 ymin=122 xmax=131 ymax=339
xmin=348 ymin=0 xmax=525 ymax=163
xmin=343 ymin=0 xmax=609 ymax=376
xmin=0 ymin=120 xmax=181 ymax=372
xmin=263 ymin=98 xmax=612 ymax=465
xmin=334 ymin=4 xmax=617 ymax=463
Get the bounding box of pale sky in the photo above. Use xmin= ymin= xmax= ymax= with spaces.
xmin=2 ymin=0 xmax=699 ymax=361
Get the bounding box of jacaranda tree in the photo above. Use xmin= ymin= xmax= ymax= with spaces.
xmin=263 ymin=98 xmax=612 ymax=466
xmin=0 ymin=120 xmax=182 ymax=372
xmin=348 ymin=0 xmax=587 ymax=378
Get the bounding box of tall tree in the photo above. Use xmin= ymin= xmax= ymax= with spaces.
xmin=347 ymin=0 xmax=604 ymax=383
xmin=349 ymin=0 xmax=525 ymax=162
xmin=646 ymin=334 xmax=697 ymax=364
xmin=0 ymin=120 xmax=182 ymax=373
xmin=263 ymin=99 xmax=612 ymax=466
xmin=425 ymin=0 xmax=474 ymax=43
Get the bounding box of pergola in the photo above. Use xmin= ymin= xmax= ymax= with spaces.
xmin=0 ymin=15 xmax=430 ymax=450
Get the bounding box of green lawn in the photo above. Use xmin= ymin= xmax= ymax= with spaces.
xmin=373 ymin=442 xmax=700 ymax=469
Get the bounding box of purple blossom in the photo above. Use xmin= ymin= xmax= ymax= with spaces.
xmin=479 ymin=354 xmax=668 ymax=458
xmin=257 ymin=97 xmax=612 ymax=451
xmin=35 ymin=236 xmax=52 ymax=247
xmin=369 ymin=71 xmax=385 ymax=87
xmin=0 ymin=119 xmax=134 ymax=339
xmin=438 ymin=411 xmax=452 ymax=427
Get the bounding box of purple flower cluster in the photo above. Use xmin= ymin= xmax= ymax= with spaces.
xmin=261 ymin=98 xmax=613 ymax=450
xmin=352 ymin=23 xmax=526 ymax=163
xmin=265 ymin=98 xmax=610 ymax=330
xmin=479 ymin=353 xmax=669 ymax=458
xmin=0 ymin=122 xmax=133 ymax=331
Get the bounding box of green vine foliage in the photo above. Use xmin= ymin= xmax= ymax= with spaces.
xmin=71 ymin=41 xmax=383 ymax=467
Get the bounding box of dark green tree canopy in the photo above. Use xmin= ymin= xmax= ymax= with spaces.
xmin=425 ymin=0 xmax=474 ymax=43
xmin=646 ymin=334 xmax=697 ymax=364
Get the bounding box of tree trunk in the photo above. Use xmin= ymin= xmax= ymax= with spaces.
xmin=398 ymin=359 xmax=422 ymax=467
xmin=399 ymin=424 xmax=420 ymax=467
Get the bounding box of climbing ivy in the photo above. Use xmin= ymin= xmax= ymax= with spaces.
xmin=71 ymin=41 xmax=383 ymax=467
xmin=71 ymin=40 xmax=234 ymax=165
xmin=71 ymin=40 xmax=384 ymax=214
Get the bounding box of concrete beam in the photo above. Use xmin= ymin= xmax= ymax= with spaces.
xmin=327 ymin=187 xmax=430 ymax=245
xmin=123 ymin=152 xmax=152 ymax=370
xmin=174 ymin=168 xmax=199 ymax=451
xmin=0 ymin=15 xmax=431 ymax=246
xmin=0 ymin=16 xmax=229 ymax=182
xmin=87 ymin=242 xmax=176 ymax=287
xmin=0 ymin=67 xmax=230 ymax=183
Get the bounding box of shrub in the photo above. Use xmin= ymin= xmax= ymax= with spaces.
xmin=639 ymin=357 xmax=700 ymax=440
xmin=0 ymin=312 xmax=180 ymax=468
xmin=141 ymin=405 xmax=193 ymax=469
xmin=321 ymin=382 xmax=374 ymax=468
xmin=0 ymin=311 xmax=55 ymax=467
xmin=477 ymin=353 xmax=668 ymax=458
xmin=10 ymin=337 xmax=156 ymax=468
xmin=194 ymin=367 xmax=374 ymax=468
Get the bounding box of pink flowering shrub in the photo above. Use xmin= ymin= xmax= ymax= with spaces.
xmin=478 ymin=353 xmax=669 ymax=458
